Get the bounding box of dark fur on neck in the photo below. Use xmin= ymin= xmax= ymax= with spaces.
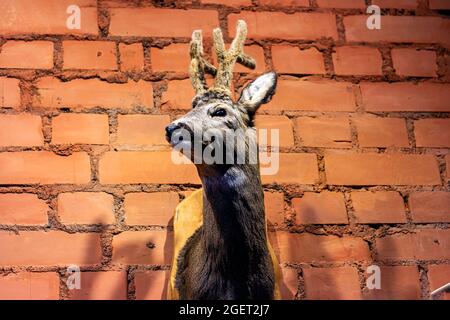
xmin=175 ymin=164 xmax=275 ymax=300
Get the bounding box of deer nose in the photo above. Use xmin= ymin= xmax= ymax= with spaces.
xmin=165 ymin=123 xmax=181 ymax=142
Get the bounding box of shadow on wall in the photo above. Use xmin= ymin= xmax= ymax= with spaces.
xmin=269 ymin=199 xmax=425 ymax=300
xmin=36 ymin=197 xmax=416 ymax=300
xmin=268 ymin=202 xmax=358 ymax=300
xmin=63 ymin=222 xmax=172 ymax=300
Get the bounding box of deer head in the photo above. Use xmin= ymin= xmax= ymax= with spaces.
xmin=165 ymin=20 xmax=277 ymax=171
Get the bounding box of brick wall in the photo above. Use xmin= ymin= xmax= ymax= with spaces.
xmin=0 ymin=0 xmax=449 ymax=300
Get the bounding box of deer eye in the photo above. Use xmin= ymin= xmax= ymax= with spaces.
xmin=211 ymin=108 xmax=227 ymax=117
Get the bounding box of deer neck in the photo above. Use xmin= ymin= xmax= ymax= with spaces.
xmin=197 ymin=164 xmax=269 ymax=263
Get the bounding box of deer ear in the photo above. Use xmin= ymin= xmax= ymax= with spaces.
xmin=238 ymin=72 xmax=277 ymax=115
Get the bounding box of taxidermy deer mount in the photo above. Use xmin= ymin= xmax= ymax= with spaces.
xmin=165 ymin=20 xmax=280 ymax=300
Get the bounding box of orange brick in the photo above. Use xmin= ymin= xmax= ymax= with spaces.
xmin=428 ymin=265 xmax=450 ymax=300
xmin=264 ymin=191 xmax=285 ymax=226
xmin=63 ymin=41 xmax=117 ymax=70
xmin=58 ymin=192 xmax=115 ymax=225
xmin=292 ymin=192 xmax=348 ymax=224
xmin=353 ymin=116 xmax=409 ymax=148
xmin=124 ymin=192 xmax=179 ymax=226
xmin=0 ymin=114 xmax=44 ymax=147
xmin=254 ymin=115 xmax=295 ymax=148
xmin=119 ymin=43 xmax=144 ymax=72
xmin=392 ymin=49 xmax=437 ymax=77
xmin=0 ymin=0 xmax=98 ymax=35
xmin=279 ymin=268 xmax=298 ymax=300
xmin=99 ymin=151 xmax=199 ymax=184
xmin=261 ymin=153 xmax=319 ymax=185
xmin=135 ymin=270 xmax=169 ymax=300
xmin=229 ymin=12 xmax=338 ymax=40
xmin=372 ymin=0 xmax=417 ymax=9
xmin=263 ymin=79 xmax=356 ymax=112
xmin=0 ymin=41 xmax=53 ymax=69
xmin=68 ymin=271 xmax=127 ymax=300
xmin=295 ymin=117 xmax=351 ymax=148
xmin=112 ymin=230 xmax=172 ymax=265
xmin=345 ymin=16 xmax=450 ymax=46
xmin=333 ymin=46 xmax=382 ymax=76
xmin=325 ymin=153 xmax=441 ymax=186
xmin=0 ymin=152 xmax=90 ymax=184
xmin=414 ymin=119 xmax=450 ymax=148
xmin=0 ymin=193 xmax=48 ymax=225
xmin=35 ymin=77 xmax=153 ymax=109
xmin=361 ymin=82 xmax=450 ymax=112
xmin=0 ymin=77 xmax=21 ymax=108
xmin=430 ymin=0 xmax=450 ymax=9
xmin=117 ymin=115 xmax=170 ymax=146
xmin=52 ymin=113 xmax=109 ymax=145
xmin=272 ymin=46 xmax=325 ymax=74
xmin=275 ymin=232 xmax=370 ymax=263
xmin=364 ymin=266 xmax=421 ymax=300
xmin=303 ymin=267 xmax=362 ymax=300
xmin=447 ymin=155 xmax=450 ymax=180
xmin=409 ymin=192 xmax=450 ymax=223
xmin=0 ymin=272 xmax=59 ymax=300
xmin=201 ymin=0 xmax=251 ymax=6
xmin=376 ymin=229 xmax=450 ymax=261
xmin=151 ymin=44 xmax=190 ymax=73
xmin=0 ymin=231 xmax=102 ymax=266
xmin=259 ymin=0 xmax=309 ymax=6
xmin=109 ymin=8 xmax=219 ymax=37
xmin=161 ymin=79 xmax=194 ymax=110
xmin=351 ymin=191 xmax=406 ymax=224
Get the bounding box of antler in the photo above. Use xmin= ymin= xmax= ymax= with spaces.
xmin=189 ymin=20 xmax=256 ymax=96
xmin=212 ymin=20 xmax=255 ymax=94
xmin=189 ymin=30 xmax=217 ymax=95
